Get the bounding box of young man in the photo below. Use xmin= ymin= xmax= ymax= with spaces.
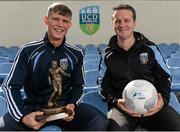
xmin=99 ymin=4 xmax=180 ymax=131
xmin=0 ymin=2 xmax=109 ymax=131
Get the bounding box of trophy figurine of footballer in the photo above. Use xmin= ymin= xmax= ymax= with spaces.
xmin=36 ymin=61 xmax=71 ymax=122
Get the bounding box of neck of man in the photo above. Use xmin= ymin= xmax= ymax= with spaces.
xmin=49 ymin=39 xmax=63 ymax=48
xmin=48 ymin=32 xmax=64 ymax=48
xmin=117 ymin=35 xmax=135 ymax=51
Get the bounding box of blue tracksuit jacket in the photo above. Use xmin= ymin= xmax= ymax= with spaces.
xmin=2 ymin=34 xmax=84 ymax=122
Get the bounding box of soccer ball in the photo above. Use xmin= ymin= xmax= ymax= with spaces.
xmin=122 ymin=79 xmax=158 ymax=114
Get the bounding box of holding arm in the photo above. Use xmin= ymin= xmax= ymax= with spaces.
xmin=63 ymin=52 xmax=84 ymax=122
xmin=99 ymin=49 xmax=141 ymax=117
xmin=143 ymin=46 xmax=171 ymax=117
xmin=2 ymin=47 xmax=46 ymax=129
xmin=2 ymin=47 xmax=30 ymax=121
xmin=101 ymin=69 xmax=140 ymax=117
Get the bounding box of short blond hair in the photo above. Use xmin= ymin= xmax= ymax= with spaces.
xmin=47 ymin=2 xmax=72 ymax=18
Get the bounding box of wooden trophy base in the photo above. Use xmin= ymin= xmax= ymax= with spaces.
xmin=45 ymin=112 xmax=69 ymax=121
xmin=35 ymin=106 xmax=70 ymax=122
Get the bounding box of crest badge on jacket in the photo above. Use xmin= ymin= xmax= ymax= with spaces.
xmin=140 ymin=53 xmax=148 ymax=64
xmin=60 ymin=58 xmax=68 ymax=70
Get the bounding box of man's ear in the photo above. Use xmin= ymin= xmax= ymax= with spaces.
xmin=43 ymin=16 xmax=48 ymax=25
xmin=69 ymin=21 xmax=72 ymax=28
xmin=134 ymin=20 xmax=137 ymax=27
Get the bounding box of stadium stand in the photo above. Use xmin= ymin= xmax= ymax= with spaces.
xmin=169 ymin=68 xmax=180 ymax=91
xmin=171 ymin=52 xmax=180 ymax=58
xmin=84 ymin=70 xmax=100 ymax=92
xmin=79 ymin=90 xmax=107 ymax=114
xmin=166 ymin=57 xmax=180 ymax=68
xmin=74 ymin=44 xmax=84 ymax=50
xmin=0 ymin=57 xmax=9 ymax=64
xmin=0 ymin=62 xmax=13 ymax=84
xmin=97 ymin=43 xmax=107 ymax=53
xmin=0 ymin=43 xmax=179 ymax=131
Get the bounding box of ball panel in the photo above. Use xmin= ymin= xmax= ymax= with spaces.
xmin=122 ymin=79 xmax=158 ymax=114
xmin=144 ymin=96 xmax=157 ymax=111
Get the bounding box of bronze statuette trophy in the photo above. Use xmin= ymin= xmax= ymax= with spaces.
xmin=35 ymin=61 xmax=71 ymax=122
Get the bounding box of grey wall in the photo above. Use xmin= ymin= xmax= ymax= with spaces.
xmin=0 ymin=0 xmax=180 ymax=47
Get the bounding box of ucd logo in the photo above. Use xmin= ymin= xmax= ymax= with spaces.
xmin=79 ymin=6 xmax=100 ymax=35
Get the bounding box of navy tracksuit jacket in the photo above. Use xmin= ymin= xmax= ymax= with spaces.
xmin=2 ymin=34 xmax=84 ymax=122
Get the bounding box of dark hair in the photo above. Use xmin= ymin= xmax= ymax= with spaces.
xmin=47 ymin=2 xmax=72 ymax=18
xmin=112 ymin=4 xmax=136 ymax=21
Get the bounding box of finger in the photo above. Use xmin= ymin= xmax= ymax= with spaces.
xmin=121 ymin=104 xmax=137 ymax=114
xmin=118 ymin=99 xmax=125 ymax=104
xmin=65 ymin=117 xmax=73 ymax=121
xmin=30 ymin=120 xmax=46 ymax=130
xmin=158 ymin=93 xmax=162 ymax=97
xmin=120 ymin=105 xmax=139 ymax=116
xmin=131 ymin=114 xmax=141 ymax=117
xmin=35 ymin=115 xmax=47 ymax=123
xmin=67 ymin=109 xmax=75 ymax=117
xmin=33 ymin=125 xmax=42 ymax=130
xmin=63 ymin=115 xmax=74 ymax=122
xmin=131 ymin=114 xmax=144 ymax=118
xmin=144 ymin=110 xmax=158 ymax=117
xmin=34 ymin=111 xmax=44 ymax=116
xmin=33 ymin=124 xmax=43 ymax=130
xmin=118 ymin=102 xmax=137 ymax=115
xmin=71 ymin=109 xmax=75 ymax=116
xmin=34 ymin=122 xmax=46 ymax=128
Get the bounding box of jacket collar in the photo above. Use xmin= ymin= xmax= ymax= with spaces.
xmin=108 ymin=31 xmax=151 ymax=51
xmin=43 ymin=32 xmax=66 ymax=49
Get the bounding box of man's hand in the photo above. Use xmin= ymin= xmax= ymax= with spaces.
xmin=143 ymin=93 xmax=164 ymax=117
xmin=117 ymin=99 xmax=141 ymax=117
xmin=22 ymin=111 xmax=47 ymax=130
xmin=117 ymin=93 xmax=164 ymax=118
xmin=63 ymin=103 xmax=75 ymax=122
